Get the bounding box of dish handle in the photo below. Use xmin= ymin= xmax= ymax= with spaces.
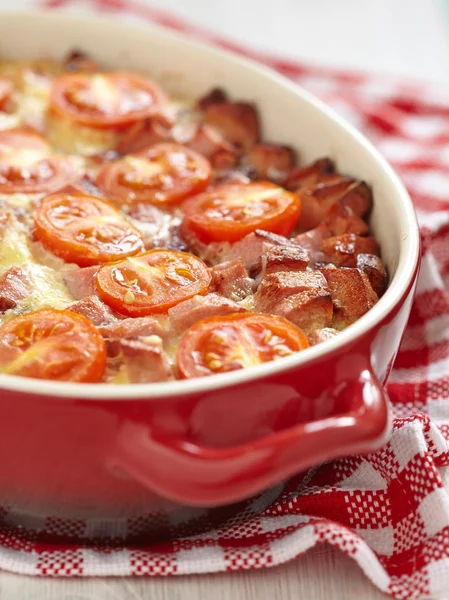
xmin=114 ymin=367 xmax=391 ymax=507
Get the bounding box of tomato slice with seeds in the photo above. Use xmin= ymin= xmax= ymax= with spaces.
xmin=0 ymin=309 xmax=106 ymax=382
xmin=50 ymin=72 xmax=167 ymax=129
xmin=96 ymin=249 xmax=211 ymax=317
xmin=0 ymin=128 xmax=75 ymax=194
xmin=181 ymin=181 xmax=301 ymax=243
xmin=34 ymin=193 xmax=145 ymax=267
xmin=0 ymin=77 xmax=14 ymax=110
xmin=96 ymin=143 xmax=212 ymax=207
xmin=177 ymin=313 xmax=309 ymax=379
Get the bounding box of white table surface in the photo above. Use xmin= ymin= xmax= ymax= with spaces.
xmin=1 ymin=1 xmax=449 ymax=598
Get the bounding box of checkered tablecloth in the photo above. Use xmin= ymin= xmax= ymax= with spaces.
xmin=2 ymin=1 xmax=449 ymax=597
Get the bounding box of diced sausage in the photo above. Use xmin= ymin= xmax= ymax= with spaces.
xmin=308 ymin=327 xmax=339 ymax=346
xmin=320 ymin=234 xmax=380 ymax=267
xmin=228 ymin=229 xmax=292 ymax=275
xmin=197 ymin=87 xmax=228 ymax=111
xmin=69 ymin=296 xmax=117 ymax=326
xmin=244 ymin=143 xmax=295 ymax=183
xmin=99 ymin=316 xmax=168 ymax=340
xmin=323 ymin=203 xmax=369 ymax=237
xmin=273 ymin=290 xmax=333 ymax=334
xmin=168 ymin=293 xmax=247 ymax=333
xmin=296 ymin=176 xmax=354 ymax=232
xmin=107 ymin=336 xmax=172 ymax=384
xmin=209 ymin=258 xmax=254 ymax=301
xmin=63 ymin=49 xmax=100 ymax=73
xmin=62 ymin=266 xmax=99 ymax=300
xmin=357 ymin=253 xmax=388 ymax=298
xmin=261 ymin=245 xmax=309 ymax=277
xmin=254 ymin=270 xmax=329 ymax=313
xmin=116 ymin=118 xmax=169 ymax=155
xmin=320 ymin=267 xmax=378 ymax=330
xmin=0 ymin=266 xmax=31 ymax=312
xmin=203 ymin=101 xmax=259 ymax=151
xmin=286 ymin=158 xmax=335 ymax=190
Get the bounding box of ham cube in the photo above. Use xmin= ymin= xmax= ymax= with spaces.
xmin=228 ymin=229 xmax=292 ymax=274
xmin=209 ymin=258 xmax=253 ymax=301
xmin=168 ymin=293 xmax=246 ymax=333
xmin=254 ymin=270 xmax=329 ymax=313
xmin=62 ymin=266 xmax=99 ymax=300
xmin=0 ymin=266 xmax=31 ymax=312
xmin=107 ymin=336 xmax=172 ymax=384
xmin=286 ymin=158 xmax=335 ymax=190
xmin=203 ymin=101 xmax=259 ymax=151
xmin=308 ymin=327 xmax=339 ymax=346
xmin=357 ymin=253 xmax=388 ymax=297
xmin=320 ymin=267 xmax=378 ymax=329
xmin=320 ymin=234 xmax=380 ymax=268
xmin=296 ymin=176 xmax=355 ymax=232
xmin=323 ymin=203 xmax=369 ymax=237
xmin=244 ymin=143 xmax=295 ymax=182
xmin=69 ymin=296 xmax=117 ymax=326
xmin=197 ymin=87 xmax=228 ymax=111
xmin=99 ymin=316 xmax=168 ymax=340
xmin=261 ymin=245 xmax=309 ymax=277
xmin=273 ymin=290 xmax=333 ymax=334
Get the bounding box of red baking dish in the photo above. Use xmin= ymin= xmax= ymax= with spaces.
xmin=0 ymin=11 xmax=420 ymax=540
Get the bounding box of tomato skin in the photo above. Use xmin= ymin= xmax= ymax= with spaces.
xmin=96 ymin=249 xmax=211 ymax=317
xmin=49 ymin=72 xmax=167 ymax=129
xmin=0 ymin=309 xmax=106 ymax=382
xmin=96 ymin=143 xmax=212 ymax=207
xmin=0 ymin=128 xmax=76 ymax=194
xmin=181 ymin=181 xmax=301 ymax=243
xmin=34 ymin=193 xmax=145 ymax=267
xmin=177 ymin=312 xmax=309 ymax=379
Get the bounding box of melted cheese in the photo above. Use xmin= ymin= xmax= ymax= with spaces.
xmin=0 ymin=217 xmax=73 ymax=323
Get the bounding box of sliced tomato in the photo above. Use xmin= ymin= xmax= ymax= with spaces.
xmin=0 ymin=128 xmax=75 ymax=194
xmin=0 ymin=78 xmax=14 ymax=111
xmin=49 ymin=72 xmax=167 ymax=129
xmin=181 ymin=181 xmax=301 ymax=243
xmin=0 ymin=309 xmax=106 ymax=382
xmin=96 ymin=249 xmax=211 ymax=317
xmin=34 ymin=193 xmax=145 ymax=267
xmin=177 ymin=313 xmax=309 ymax=378
xmin=96 ymin=143 xmax=212 ymax=207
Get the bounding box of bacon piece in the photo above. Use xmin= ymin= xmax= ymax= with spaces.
xmin=320 ymin=267 xmax=378 ymax=329
xmin=107 ymin=336 xmax=172 ymax=384
xmin=203 ymin=101 xmax=259 ymax=151
xmin=323 ymin=203 xmax=369 ymax=237
xmin=254 ymin=270 xmax=329 ymax=313
xmin=357 ymin=253 xmax=388 ymax=298
xmin=168 ymin=293 xmax=247 ymax=333
xmin=244 ymin=143 xmax=295 ymax=183
xmin=293 ymin=224 xmax=331 ymax=265
xmin=99 ymin=316 xmax=168 ymax=340
xmin=210 ymin=258 xmax=254 ymax=301
xmin=0 ymin=266 xmax=31 ymax=312
xmin=69 ymin=296 xmax=117 ymax=326
xmin=261 ymin=245 xmax=309 ymax=277
xmin=62 ymin=266 xmax=99 ymax=300
xmin=185 ymin=123 xmax=235 ymax=158
xmin=63 ymin=49 xmax=100 ymax=73
xmin=116 ymin=118 xmax=169 ymax=155
xmin=335 ymin=181 xmax=372 ymax=218
xmin=320 ymin=234 xmax=380 ymax=267
xmin=227 ymin=229 xmax=292 ymax=275
xmin=210 ymin=149 xmax=240 ymax=171
xmin=308 ymin=327 xmax=339 ymax=346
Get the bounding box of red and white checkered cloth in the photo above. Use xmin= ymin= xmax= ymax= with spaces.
xmin=3 ymin=0 xmax=449 ymax=597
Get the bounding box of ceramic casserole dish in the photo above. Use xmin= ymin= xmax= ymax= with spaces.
xmin=0 ymin=10 xmax=420 ymax=541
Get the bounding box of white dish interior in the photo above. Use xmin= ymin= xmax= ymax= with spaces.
xmin=0 ymin=11 xmax=420 ymax=399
